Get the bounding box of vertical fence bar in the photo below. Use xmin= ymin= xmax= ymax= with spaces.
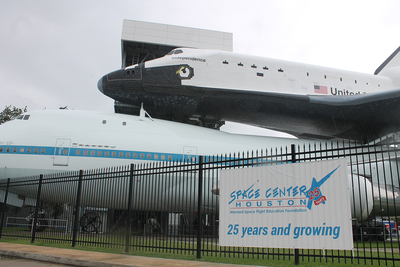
xmin=0 ymin=178 xmax=10 ymax=239
xmin=125 ymin=164 xmax=135 ymax=253
xmin=31 ymin=174 xmax=44 ymax=244
xmin=72 ymin=170 xmax=84 ymax=247
xmin=290 ymin=144 xmax=300 ymax=265
xmin=197 ymin=156 xmax=203 ymax=259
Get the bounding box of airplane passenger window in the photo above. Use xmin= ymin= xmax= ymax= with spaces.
xmin=76 ymin=150 xmax=81 ymax=155
xmin=20 ymin=148 xmax=24 ymax=153
xmin=147 ymin=154 xmax=151 ymax=159
xmin=98 ymin=151 xmax=102 ymax=156
xmin=90 ymin=150 xmax=95 ymax=156
xmin=0 ymin=147 xmax=3 ymax=152
xmin=119 ymin=152 xmax=123 ymax=157
xmin=140 ymin=153 xmax=144 ymax=159
xmin=126 ymin=152 xmax=130 ymax=158
xmin=112 ymin=151 xmax=116 ymax=157
xmin=133 ymin=153 xmax=137 ymax=158
xmin=168 ymin=155 xmax=172 ymax=160
xmin=27 ymin=148 xmax=31 ymax=153
xmin=63 ymin=149 xmax=68 ymax=155
xmin=102 ymin=120 xmax=107 ymax=124
xmin=122 ymin=122 xmax=127 ymax=126
xmin=13 ymin=147 xmax=17 ymax=153
xmin=33 ymin=148 xmax=38 ymax=153
xmin=161 ymin=155 xmax=165 ymax=160
xmin=83 ymin=150 xmax=88 ymax=156
xmin=41 ymin=148 xmax=45 ymax=154
xmin=154 ymin=154 xmax=159 ymax=160
xmin=105 ymin=151 xmax=109 ymax=157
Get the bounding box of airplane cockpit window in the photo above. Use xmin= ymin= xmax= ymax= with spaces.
xmin=166 ymin=50 xmax=175 ymax=55
xmin=14 ymin=115 xmax=24 ymax=120
xmin=23 ymin=115 xmax=30 ymax=120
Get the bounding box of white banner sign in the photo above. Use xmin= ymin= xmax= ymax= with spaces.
xmin=219 ymin=158 xmax=353 ymax=250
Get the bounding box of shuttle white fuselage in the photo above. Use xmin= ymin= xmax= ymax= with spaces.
xmin=98 ymin=47 xmax=400 ymax=140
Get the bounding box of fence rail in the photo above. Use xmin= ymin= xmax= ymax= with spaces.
xmin=1 ymin=139 xmax=400 ymax=265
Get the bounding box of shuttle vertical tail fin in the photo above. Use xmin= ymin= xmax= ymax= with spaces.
xmin=374 ymin=46 xmax=400 ymax=75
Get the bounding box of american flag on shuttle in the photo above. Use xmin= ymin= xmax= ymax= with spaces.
xmin=314 ymin=85 xmax=328 ymax=94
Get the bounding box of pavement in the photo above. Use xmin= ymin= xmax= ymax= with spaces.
xmin=0 ymin=242 xmax=261 ymax=267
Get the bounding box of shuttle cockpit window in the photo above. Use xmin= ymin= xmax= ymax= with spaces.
xmin=166 ymin=49 xmax=183 ymax=56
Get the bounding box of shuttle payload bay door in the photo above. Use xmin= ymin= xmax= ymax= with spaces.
xmin=53 ymin=138 xmax=71 ymax=166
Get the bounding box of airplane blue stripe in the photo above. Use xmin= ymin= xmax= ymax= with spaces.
xmin=0 ymin=145 xmax=274 ymax=165
xmin=0 ymin=145 xmax=190 ymax=162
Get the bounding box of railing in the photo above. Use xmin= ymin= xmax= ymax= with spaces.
xmin=0 ymin=139 xmax=400 ymax=265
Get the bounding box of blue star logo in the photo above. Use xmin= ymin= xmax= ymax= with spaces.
xmin=305 ymin=166 xmax=341 ymax=210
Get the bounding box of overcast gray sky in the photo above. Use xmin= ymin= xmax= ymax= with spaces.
xmin=1 ymin=0 xmax=400 ymax=137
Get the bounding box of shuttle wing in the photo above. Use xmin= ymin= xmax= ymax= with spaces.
xmin=110 ymin=84 xmax=400 ymax=140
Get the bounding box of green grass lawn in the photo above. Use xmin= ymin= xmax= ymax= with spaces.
xmin=1 ymin=235 xmax=400 ymax=266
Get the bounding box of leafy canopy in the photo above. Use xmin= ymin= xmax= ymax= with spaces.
xmin=0 ymin=105 xmax=27 ymax=125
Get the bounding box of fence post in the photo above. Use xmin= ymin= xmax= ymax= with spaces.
xmin=291 ymin=144 xmax=300 ymax=265
xmin=31 ymin=174 xmax=43 ymax=244
xmin=125 ymin=164 xmax=135 ymax=253
xmin=0 ymin=178 xmax=11 ymax=239
xmin=197 ymin=156 xmax=203 ymax=259
xmin=72 ymin=170 xmax=84 ymax=247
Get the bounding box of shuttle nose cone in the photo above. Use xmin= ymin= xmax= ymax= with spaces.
xmin=97 ymin=77 xmax=104 ymax=93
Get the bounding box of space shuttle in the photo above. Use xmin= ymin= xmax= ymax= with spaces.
xmin=97 ymin=46 xmax=400 ymax=140
xmin=0 ymin=109 xmax=398 ymax=222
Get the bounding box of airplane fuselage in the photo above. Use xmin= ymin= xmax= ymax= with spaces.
xmin=0 ymin=109 xmax=303 ymax=179
xmin=1 ymin=110 xmax=398 ymax=220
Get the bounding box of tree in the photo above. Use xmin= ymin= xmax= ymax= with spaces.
xmin=0 ymin=105 xmax=27 ymax=125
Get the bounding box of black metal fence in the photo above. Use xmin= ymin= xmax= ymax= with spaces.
xmin=1 ymin=139 xmax=400 ymax=265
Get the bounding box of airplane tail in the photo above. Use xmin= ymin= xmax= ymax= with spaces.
xmin=374 ymin=46 xmax=400 ymax=75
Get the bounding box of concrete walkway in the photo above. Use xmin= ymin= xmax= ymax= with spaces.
xmin=0 ymin=243 xmax=261 ymax=267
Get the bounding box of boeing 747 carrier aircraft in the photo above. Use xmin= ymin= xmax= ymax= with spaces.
xmin=98 ymin=46 xmax=400 ymax=140
xmin=0 ymin=109 xmax=398 ymax=220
